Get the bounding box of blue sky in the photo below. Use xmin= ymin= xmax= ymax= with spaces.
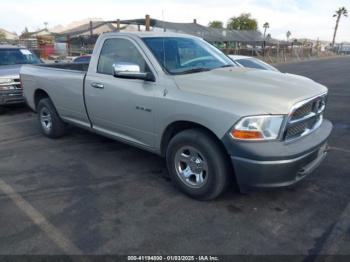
xmin=1 ymin=0 xmax=349 ymax=42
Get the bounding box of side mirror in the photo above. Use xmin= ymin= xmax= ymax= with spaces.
xmin=113 ymin=62 xmax=154 ymax=81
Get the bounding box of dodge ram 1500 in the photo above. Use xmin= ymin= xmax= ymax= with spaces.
xmin=21 ymin=32 xmax=332 ymax=200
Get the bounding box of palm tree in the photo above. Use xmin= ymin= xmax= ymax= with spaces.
xmin=263 ymin=22 xmax=269 ymax=39
xmin=262 ymin=22 xmax=270 ymax=52
xmin=286 ymin=31 xmax=291 ymax=42
xmin=332 ymin=7 xmax=348 ymax=47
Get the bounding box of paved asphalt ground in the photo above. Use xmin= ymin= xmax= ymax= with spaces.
xmin=0 ymin=56 xmax=349 ymax=256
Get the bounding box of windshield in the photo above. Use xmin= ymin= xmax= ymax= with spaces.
xmin=0 ymin=49 xmax=41 ymax=66
xmin=143 ymin=37 xmax=235 ymax=75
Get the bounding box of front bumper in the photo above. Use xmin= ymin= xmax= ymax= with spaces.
xmin=223 ymin=119 xmax=333 ymax=192
xmin=0 ymin=90 xmax=24 ymax=106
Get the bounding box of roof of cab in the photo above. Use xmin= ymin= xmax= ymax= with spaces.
xmin=101 ymin=31 xmax=200 ymax=39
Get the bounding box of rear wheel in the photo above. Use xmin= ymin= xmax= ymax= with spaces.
xmin=166 ymin=129 xmax=230 ymax=200
xmin=37 ymin=98 xmax=67 ymax=138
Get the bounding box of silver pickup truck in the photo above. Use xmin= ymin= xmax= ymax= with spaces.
xmin=21 ymin=32 xmax=332 ymax=200
xmin=0 ymin=46 xmax=41 ymax=108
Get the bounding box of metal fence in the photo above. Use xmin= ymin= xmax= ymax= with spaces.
xmin=222 ymin=46 xmax=338 ymax=64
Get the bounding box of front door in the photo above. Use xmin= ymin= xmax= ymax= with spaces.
xmin=85 ymin=37 xmax=156 ymax=148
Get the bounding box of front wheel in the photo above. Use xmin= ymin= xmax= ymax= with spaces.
xmin=166 ymin=129 xmax=230 ymax=200
xmin=37 ymin=98 xmax=67 ymax=138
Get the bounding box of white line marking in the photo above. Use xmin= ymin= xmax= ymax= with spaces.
xmin=0 ymin=178 xmax=82 ymax=254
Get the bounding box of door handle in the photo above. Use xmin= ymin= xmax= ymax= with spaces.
xmin=91 ymin=82 xmax=104 ymax=89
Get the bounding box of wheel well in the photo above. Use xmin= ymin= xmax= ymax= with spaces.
xmin=160 ymin=121 xmax=225 ymax=157
xmin=160 ymin=121 xmax=237 ymax=189
xmin=34 ymin=89 xmax=49 ymax=110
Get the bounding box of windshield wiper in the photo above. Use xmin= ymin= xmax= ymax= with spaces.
xmin=177 ymin=67 xmax=212 ymax=75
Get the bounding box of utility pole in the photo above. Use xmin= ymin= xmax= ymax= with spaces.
xmin=66 ymin=34 xmax=71 ymax=56
xmin=116 ymin=19 xmax=120 ymax=32
xmin=145 ymin=14 xmax=150 ymax=31
xmin=162 ymin=10 xmax=166 ymax=32
xmin=89 ymin=21 xmax=93 ymax=36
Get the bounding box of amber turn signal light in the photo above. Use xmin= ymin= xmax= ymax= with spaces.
xmin=231 ymin=129 xmax=263 ymax=139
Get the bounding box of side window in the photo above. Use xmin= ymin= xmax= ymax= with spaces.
xmin=97 ymin=38 xmax=148 ymax=75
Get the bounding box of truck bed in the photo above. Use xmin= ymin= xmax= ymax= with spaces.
xmin=21 ymin=63 xmax=91 ymax=128
xmin=38 ymin=62 xmax=89 ymax=72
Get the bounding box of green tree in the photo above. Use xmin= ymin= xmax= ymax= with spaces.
xmin=332 ymin=7 xmax=348 ymax=46
xmin=208 ymin=21 xmax=224 ymax=29
xmin=227 ymin=13 xmax=258 ymax=30
xmin=263 ymin=22 xmax=269 ymax=39
xmin=286 ymin=30 xmax=292 ymax=41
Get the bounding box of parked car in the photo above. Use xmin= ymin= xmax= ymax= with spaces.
xmin=229 ymin=55 xmax=279 ymax=72
xmin=0 ymin=45 xmax=41 ymax=107
xmin=21 ymin=32 xmax=332 ymax=200
xmin=73 ymin=55 xmax=91 ymax=63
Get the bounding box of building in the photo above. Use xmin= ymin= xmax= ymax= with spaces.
xmin=337 ymin=42 xmax=350 ymax=54
xmin=52 ymin=17 xmax=263 ymax=55
xmin=20 ymin=29 xmax=55 ymax=58
xmin=0 ymin=28 xmax=18 ymax=42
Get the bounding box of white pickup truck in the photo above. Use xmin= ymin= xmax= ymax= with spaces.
xmin=21 ymin=32 xmax=332 ymax=200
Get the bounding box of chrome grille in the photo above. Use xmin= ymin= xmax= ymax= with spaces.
xmin=284 ymin=94 xmax=327 ymax=141
xmin=291 ymin=103 xmax=313 ymax=120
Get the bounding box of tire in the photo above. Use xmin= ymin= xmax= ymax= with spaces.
xmin=37 ymin=98 xmax=67 ymax=138
xmin=166 ymin=128 xmax=230 ymax=200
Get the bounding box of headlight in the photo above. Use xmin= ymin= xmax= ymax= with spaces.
xmin=0 ymin=77 xmax=16 ymax=91
xmin=230 ymin=115 xmax=284 ymax=140
xmin=0 ymin=78 xmax=12 ymax=85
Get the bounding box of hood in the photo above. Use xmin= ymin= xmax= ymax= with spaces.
xmin=174 ymin=67 xmax=327 ymax=114
xmin=0 ymin=65 xmax=21 ymax=78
